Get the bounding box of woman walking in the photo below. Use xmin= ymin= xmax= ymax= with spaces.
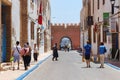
xmin=20 ymin=44 xmax=29 ymax=70
xmin=52 ymin=43 xmax=59 ymax=61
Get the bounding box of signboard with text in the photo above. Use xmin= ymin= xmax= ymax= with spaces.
xmin=103 ymin=13 xmax=109 ymax=27
xmin=111 ymin=18 xmax=116 ymax=33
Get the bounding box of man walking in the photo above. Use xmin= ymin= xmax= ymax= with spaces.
xmin=99 ymin=42 xmax=107 ymax=68
xmin=83 ymin=41 xmax=92 ymax=68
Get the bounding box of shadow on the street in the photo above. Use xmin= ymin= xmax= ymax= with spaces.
xmin=81 ymin=67 xmax=90 ymax=68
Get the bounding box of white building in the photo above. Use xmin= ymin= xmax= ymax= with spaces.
xmin=80 ymin=0 xmax=120 ymax=59
xmin=0 ymin=0 xmax=51 ymax=63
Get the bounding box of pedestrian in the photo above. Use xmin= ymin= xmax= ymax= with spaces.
xmin=11 ymin=41 xmax=21 ymax=70
xmin=67 ymin=43 xmax=70 ymax=52
xmin=99 ymin=42 xmax=107 ymax=68
xmin=20 ymin=43 xmax=29 ymax=70
xmin=33 ymin=44 xmax=39 ymax=62
xmin=83 ymin=41 xmax=92 ymax=68
xmin=79 ymin=47 xmax=82 ymax=53
xmin=64 ymin=45 xmax=67 ymax=52
xmin=26 ymin=42 xmax=32 ymax=66
xmin=52 ymin=43 xmax=59 ymax=61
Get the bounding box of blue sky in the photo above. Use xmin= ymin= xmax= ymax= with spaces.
xmin=50 ymin=0 xmax=82 ymax=24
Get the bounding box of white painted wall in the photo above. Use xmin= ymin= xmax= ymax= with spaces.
xmin=26 ymin=0 xmax=51 ymax=53
xmin=11 ymin=0 xmax=20 ymax=46
xmin=80 ymin=6 xmax=86 ymax=49
xmin=27 ymin=0 xmax=38 ymax=48
xmin=91 ymin=0 xmax=112 ymax=55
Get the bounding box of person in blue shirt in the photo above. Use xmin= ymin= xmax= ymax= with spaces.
xmin=83 ymin=41 xmax=92 ymax=68
xmin=99 ymin=42 xmax=107 ymax=68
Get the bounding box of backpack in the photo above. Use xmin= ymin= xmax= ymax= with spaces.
xmin=104 ymin=47 xmax=107 ymax=53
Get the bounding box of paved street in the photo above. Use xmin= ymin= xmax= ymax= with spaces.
xmin=24 ymin=50 xmax=120 ymax=80
xmin=0 ymin=52 xmax=51 ymax=80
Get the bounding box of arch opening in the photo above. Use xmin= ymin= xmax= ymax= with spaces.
xmin=60 ymin=37 xmax=72 ymax=50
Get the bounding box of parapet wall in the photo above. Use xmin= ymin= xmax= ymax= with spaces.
xmin=51 ymin=23 xmax=81 ymax=50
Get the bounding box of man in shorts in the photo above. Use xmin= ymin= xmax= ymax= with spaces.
xmin=83 ymin=41 xmax=92 ymax=68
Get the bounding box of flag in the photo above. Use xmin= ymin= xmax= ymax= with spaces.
xmin=38 ymin=1 xmax=42 ymax=24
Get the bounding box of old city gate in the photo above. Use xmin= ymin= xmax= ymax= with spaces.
xmin=51 ymin=23 xmax=80 ymax=50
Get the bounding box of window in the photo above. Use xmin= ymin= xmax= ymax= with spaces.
xmin=30 ymin=0 xmax=34 ymax=10
xmin=93 ymin=0 xmax=94 ymax=14
xmin=31 ymin=22 xmax=34 ymax=39
xmin=31 ymin=0 xmax=34 ymax=3
xmin=94 ymin=32 xmax=96 ymax=43
xmin=103 ymin=31 xmax=107 ymax=42
xmin=103 ymin=0 xmax=105 ymax=5
xmin=98 ymin=17 xmax=99 ymax=22
xmin=93 ymin=28 xmax=96 ymax=43
xmin=97 ymin=0 xmax=99 ymax=9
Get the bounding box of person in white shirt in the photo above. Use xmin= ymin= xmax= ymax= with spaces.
xmin=12 ymin=41 xmax=21 ymax=70
xmin=33 ymin=44 xmax=39 ymax=62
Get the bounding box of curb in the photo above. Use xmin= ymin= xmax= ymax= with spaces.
xmin=105 ymin=63 xmax=120 ymax=70
xmin=16 ymin=54 xmax=51 ymax=80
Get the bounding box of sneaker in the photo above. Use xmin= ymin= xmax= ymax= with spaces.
xmin=101 ymin=66 xmax=104 ymax=68
xmin=13 ymin=67 xmax=15 ymax=71
xmin=89 ymin=65 xmax=91 ymax=68
xmin=52 ymin=58 xmax=54 ymax=61
xmin=17 ymin=67 xmax=19 ymax=70
xmin=99 ymin=66 xmax=104 ymax=68
xmin=25 ymin=67 xmax=28 ymax=70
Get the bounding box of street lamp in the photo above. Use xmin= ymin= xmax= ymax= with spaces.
xmin=110 ymin=0 xmax=115 ymax=14
xmin=110 ymin=0 xmax=119 ymax=14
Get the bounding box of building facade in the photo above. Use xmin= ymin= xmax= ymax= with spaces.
xmin=51 ymin=23 xmax=80 ymax=50
xmin=80 ymin=0 xmax=120 ymax=59
xmin=0 ymin=0 xmax=51 ymax=63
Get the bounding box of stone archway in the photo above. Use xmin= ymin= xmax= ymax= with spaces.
xmin=60 ymin=37 xmax=72 ymax=50
xmin=51 ymin=23 xmax=80 ymax=50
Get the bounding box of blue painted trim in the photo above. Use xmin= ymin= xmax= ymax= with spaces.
xmin=16 ymin=54 xmax=51 ymax=80
xmin=106 ymin=63 xmax=120 ymax=70
xmin=2 ymin=10 xmax=7 ymax=62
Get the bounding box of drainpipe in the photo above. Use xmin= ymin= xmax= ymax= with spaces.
xmin=0 ymin=0 xmax=2 ymax=69
xmin=118 ymin=0 xmax=120 ymax=61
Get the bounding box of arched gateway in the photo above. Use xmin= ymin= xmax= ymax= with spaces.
xmin=60 ymin=37 xmax=72 ymax=50
xmin=51 ymin=23 xmax=80 ymax=50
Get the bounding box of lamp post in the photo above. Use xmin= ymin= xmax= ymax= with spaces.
xmin=118 ymin=0 xmax=120 ymax=61
xmin=110 ymin=0 xmax=115 ymax=14
xmin=110 ymin=0 xmax=119 ymax=14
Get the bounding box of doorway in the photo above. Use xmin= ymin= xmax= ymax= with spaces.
xmin=1 ymin=5 xmax=11 ymax=62
xmin=60 ymin=37 xmax=72 ymax=50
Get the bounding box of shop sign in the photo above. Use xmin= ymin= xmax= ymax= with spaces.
xmin=103 ymin=13 xmax=109 ymax=27
xmin=111 ymin=18 xmax=116 ymax=32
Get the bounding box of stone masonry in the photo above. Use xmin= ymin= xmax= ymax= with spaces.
xmin=51 ymin=23 xmax=80 ymax=50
